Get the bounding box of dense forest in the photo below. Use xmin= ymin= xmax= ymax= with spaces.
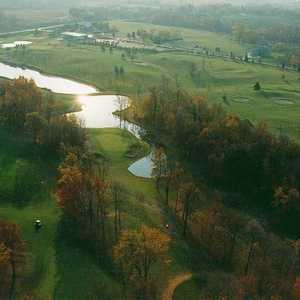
xmin=134 ymin=81 xmax=300 ymax=234
xmin=129 ymin=81 xmax=300 ymax=298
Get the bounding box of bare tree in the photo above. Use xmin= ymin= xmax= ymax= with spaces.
xmin=111 ymin=181 xmax=129 ymax=241
xmin=115 ymin=96 xmax=129 ymax=128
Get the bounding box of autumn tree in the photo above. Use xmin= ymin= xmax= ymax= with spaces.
xmin=57 ymin=152 xmax=84 ymax=218
xmin=0 ymin=77 xmax=42 ymax=130
xmin=0 ymin=78 xmax=87 ymax=153
xmin=93 ymin=177 xmax=110 ymax=258
xmin=57 ymin=151 xmax=111 ymax=259
xmin=25 ymin=112 xmax=47 ymax=144
xmin=151 ymin=147 xmax=167 ymax=191
xmin=191 ymin=203 xmax=246 ymax=267
xmin=180 ymin=182 xmax=199 ymax=237
xmin=111 ymin=181 xmax=128 ymax=241
xmin=243 ymin=220 xmax=265 ymax=276
xmin=115 ymin=96 xmax=128 ymax=128
xmin=113 ymin=225 xmax=170 ymax=298
xmin=273 ymin=186 xmax=300 ymax=213
xmin=44 ymin=114 xmax=87 ymax=153
xmin=0 ymin=219 xmax=26 ymax=300
xmin=172 ymin=165 xmax=184 ymax=213
xmin=293 ymin=277 xmax=300 ymax=300
xmin=0 ymin=242 xmax=11 ymax=300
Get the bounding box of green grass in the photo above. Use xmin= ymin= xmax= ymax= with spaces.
xmin=1 ymin=33 xmax=300 ymax=140
xmin=89 ymin=128 xmax=161 ymax=227
xmin=89 ymin=129 xmax=152 ymax=191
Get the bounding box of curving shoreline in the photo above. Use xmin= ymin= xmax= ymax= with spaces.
xmin=0 ymin=62 xmax=153 ymax=178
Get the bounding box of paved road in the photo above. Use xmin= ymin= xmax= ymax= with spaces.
xmin=161 ymin=272 xmax=193 ymax=300
xmin=0 ymin=24 xmax=65 ymax=37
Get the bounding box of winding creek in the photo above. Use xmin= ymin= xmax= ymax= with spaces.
xmin=0 ymin=62 xmax=154 ymax=178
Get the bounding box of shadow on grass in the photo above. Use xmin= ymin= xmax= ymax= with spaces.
xmin=53 ymin=215 xmax=126 ymax=300
xmin=0 ymin=129 xmax=60 ymax=206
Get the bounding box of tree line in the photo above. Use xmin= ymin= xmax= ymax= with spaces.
xmin=0 ymin=77 xmax=87 ymax=152
xmin=0 ymin=219 xmax=25 ymax=300
xmin=135 ymin=81 xmax=300 ymax=235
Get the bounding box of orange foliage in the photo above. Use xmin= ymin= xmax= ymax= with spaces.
xmin=293 ymin=277 xmax=300 ymax=300
xmin=114 ymin=224 xmax=170 ymax=289
xmin=0 ymin=219 xmax=25 ymax=299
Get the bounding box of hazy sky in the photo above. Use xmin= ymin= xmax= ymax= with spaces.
xmin=0 ymin=0 xmax=298 ymax=8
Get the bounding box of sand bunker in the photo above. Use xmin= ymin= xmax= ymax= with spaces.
xmin=1 ymin=41 xmax=32 ymax=49
xmin=232 ymin=96 xmax=251 ymax=103
xmin=273 ymin=98 xmax=294 ymax=105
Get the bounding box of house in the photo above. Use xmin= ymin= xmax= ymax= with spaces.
xmin=61 ymin=32 xmax=88 ymax=42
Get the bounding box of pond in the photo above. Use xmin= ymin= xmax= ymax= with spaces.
xmin=0 ymin=62 xmax=97 ymax=95
xmin=128 ymin=152 xmax=155 ymax=179
xmin=0 ymin=62 xmax=153 ymax=178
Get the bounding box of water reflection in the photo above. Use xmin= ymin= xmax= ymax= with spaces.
xmin=0 ymin=62 xmax=97 ymax=95
xmin=0 ymin=62 xmax=153 ymax=178
xmin=73 ymin=95 xmax=121 ymax=128
xmin=72 ymin=94 xmax=154 ymax=178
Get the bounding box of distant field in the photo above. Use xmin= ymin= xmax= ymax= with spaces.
xmin=1 ymin=31 xmax=299 ymax=140
xmin=111 ymin=20 xmax=246 ymax=55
